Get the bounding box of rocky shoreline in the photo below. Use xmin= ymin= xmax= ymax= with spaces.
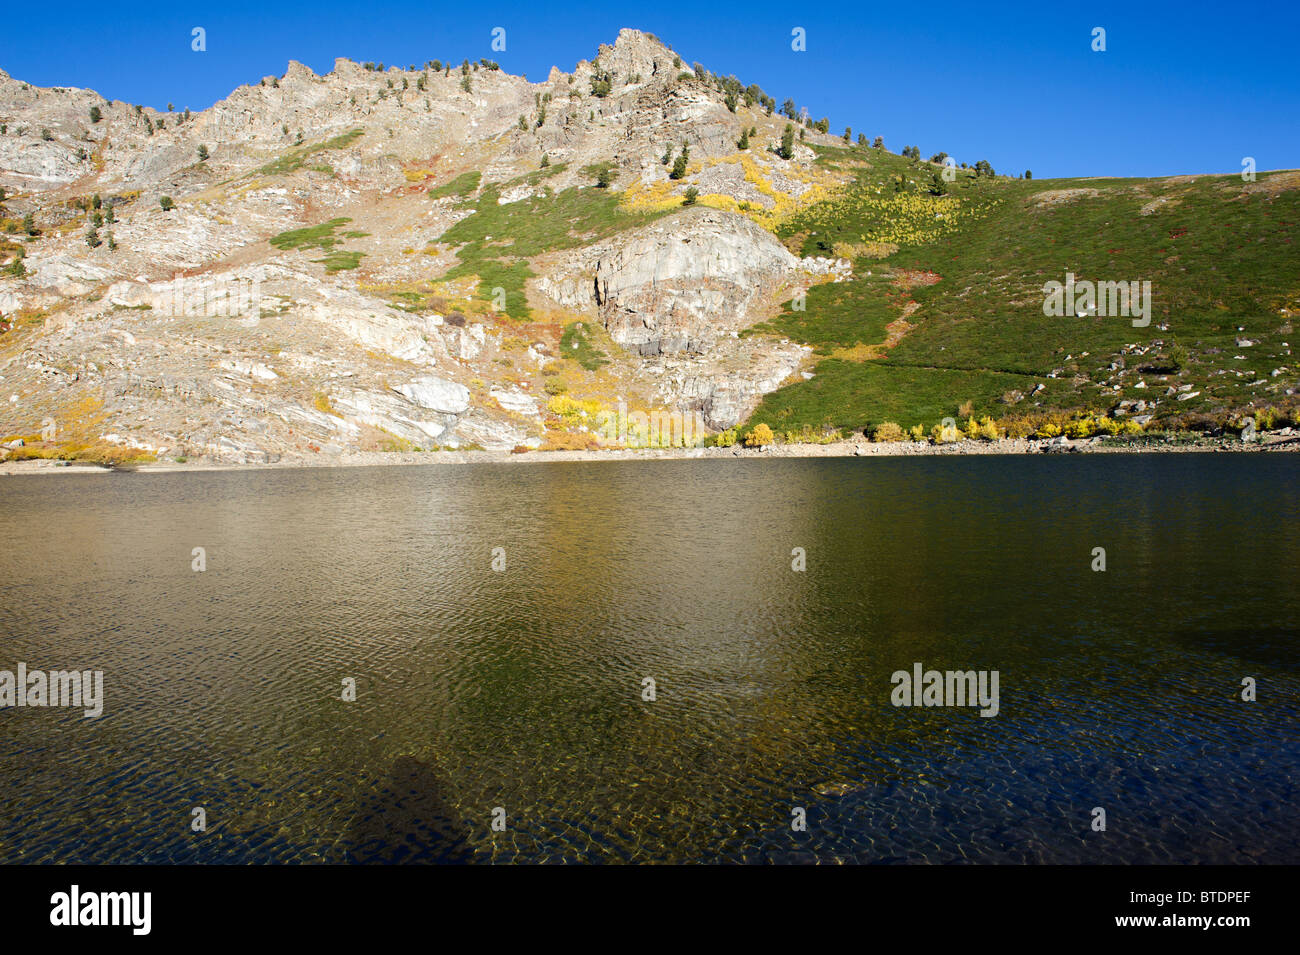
xmin=4 ymin=433 xmax=1297 ymax=475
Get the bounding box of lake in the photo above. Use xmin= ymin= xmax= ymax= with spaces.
xmin=1 ymin=454 xmax=1296 ymax=863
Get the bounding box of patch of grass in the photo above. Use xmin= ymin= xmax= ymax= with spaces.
xmin=270 ymin=217 xmax=365 ymax=271
xmin=581 ymin=161 xmax=619 ymax=187
xmin=750 ymin=360 xmax=1035 ymax=435
xmin=560 ymin=321 xmax=609 ymax=370
xmin=269 ymin=217 xmax=352 ymax=252
xmin=503 ymin=162 xmax=568 ymax=189
xmin=427 ymin=171 xmax=482 ymax=200
xmin=748 ymin=272 xmax=897 ymax=353
xmin=435 ymin=181 xmax=672 ymax=319
xmin=315 ymin=249 xmax=364 ymax=272
xmin=256 ymin=128 xmax=364 ymax=176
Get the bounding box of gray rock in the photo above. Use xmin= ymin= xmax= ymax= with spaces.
xmin=393 ymin=377 xmax=471 ymax=414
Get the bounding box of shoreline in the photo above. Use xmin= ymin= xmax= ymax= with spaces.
xmin=3 ymin=433 xmax=1298 ymax=475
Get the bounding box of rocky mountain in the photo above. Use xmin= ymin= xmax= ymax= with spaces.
xmin=2 ymin=28 xmax=1297 ymax=464
xmin=0 ymin=29 xmax=850 ymax=462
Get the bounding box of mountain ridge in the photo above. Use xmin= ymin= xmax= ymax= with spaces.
xmin=2 ymin=28 xmax=1297 ymax=463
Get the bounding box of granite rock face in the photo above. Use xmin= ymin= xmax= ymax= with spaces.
xmin=538 ymin=207 xmax=801 ymax=355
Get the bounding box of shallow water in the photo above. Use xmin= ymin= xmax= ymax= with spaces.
xmin=1 ymin=454 xmax=1296 ymax=863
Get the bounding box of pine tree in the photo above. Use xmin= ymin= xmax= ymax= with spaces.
xmin=779 ymin=123 xmax=795 ymax=160
xmin=670 ymin=151 xmax=688 ymax=180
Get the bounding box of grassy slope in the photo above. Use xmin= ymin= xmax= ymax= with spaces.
xmin=749 ymin=146 xmax=1299 ymax=435
xmin=435 ymin=165 xmax=671 ymax=319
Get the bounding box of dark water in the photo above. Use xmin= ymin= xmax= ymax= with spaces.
xmin=0 ymin=455 xmax=1297 ymax=864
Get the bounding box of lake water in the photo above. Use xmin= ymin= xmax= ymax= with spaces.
xmin=1 ymin=454 xmax=1297 ymax=864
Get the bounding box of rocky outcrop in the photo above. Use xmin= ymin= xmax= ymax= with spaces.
xmin=537 ymin=207 xmax=800 ymax=355
xmin=394 ymin=376 xmax=471 ymax=414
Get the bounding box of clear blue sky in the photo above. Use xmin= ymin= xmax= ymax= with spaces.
xmin=1 ymin=1 xmax=1296 ymax=179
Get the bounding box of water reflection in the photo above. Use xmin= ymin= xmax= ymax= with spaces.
xmin=0 ymin=454 xmax=1296 ymax=863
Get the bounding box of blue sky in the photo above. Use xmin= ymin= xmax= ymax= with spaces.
xmin=1 ymin=1 xmax=1296 ymax=179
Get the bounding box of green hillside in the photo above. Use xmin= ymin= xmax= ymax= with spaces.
xmin=747 ymin=146 xmax=1300 ymax=438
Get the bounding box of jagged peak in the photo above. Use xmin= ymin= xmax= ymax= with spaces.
xmin=611 ymin=27 xmax=672 ymax=51
xmin=592 ymin=28 xmax=681 ymax=84
xmin=284 ymin=60 xmax=318 ymax=81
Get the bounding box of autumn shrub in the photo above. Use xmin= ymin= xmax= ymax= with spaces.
xmin=1095 ymin=416 xmax=1123 ymax=436
xmin=1064 ymin=416 xmax=1096 ymax=439
xmin=872 ymin=421 xmax=906 ymax=442
xmin=930 ymin=420 xmax=960 ymax=443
